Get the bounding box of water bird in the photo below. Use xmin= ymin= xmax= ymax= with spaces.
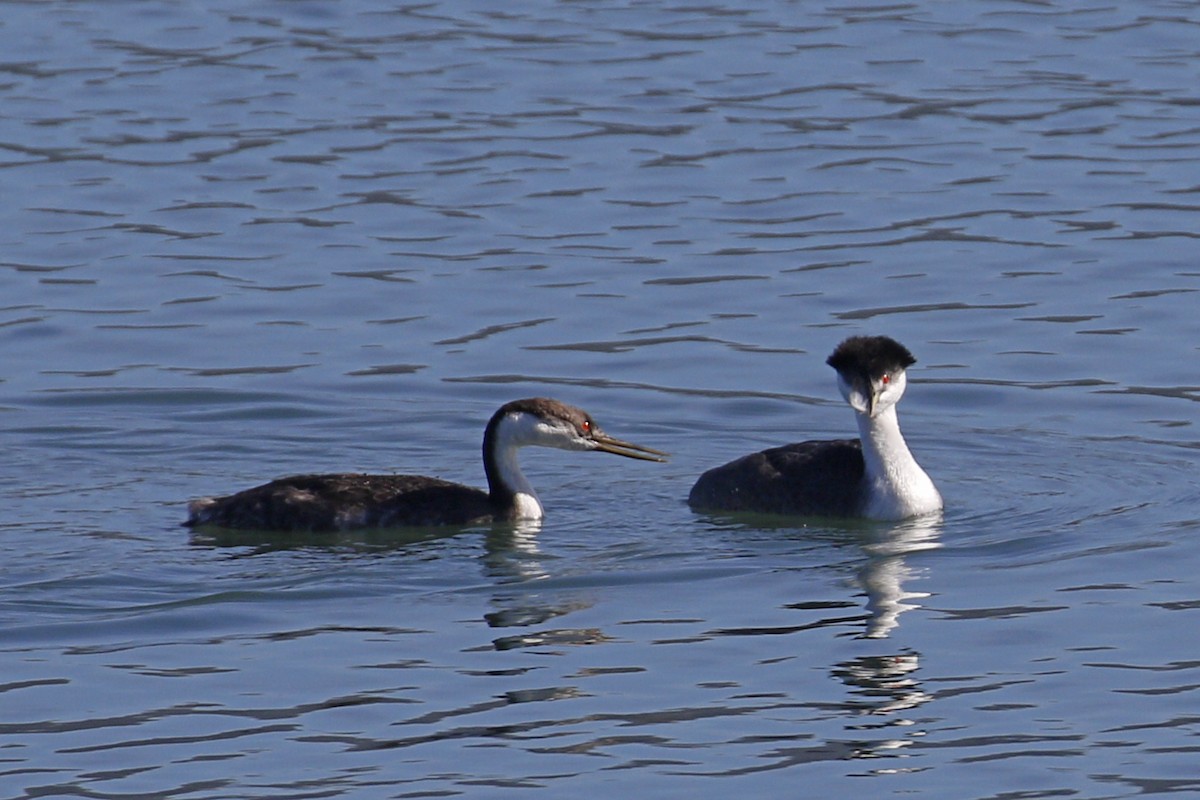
xmin=688 ymin=335 xmax=941 ymax=520
xmin=186 ymin=397 xmax=667 ymax=531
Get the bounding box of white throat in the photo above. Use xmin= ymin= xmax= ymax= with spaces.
xmin=856 ymin=405 xmax=942 ymax=520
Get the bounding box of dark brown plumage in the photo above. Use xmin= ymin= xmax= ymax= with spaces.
xmin=688 ymin=439 xmax=865 ymax=517
xmin=186 ymin=473 xmax=497 ymax=531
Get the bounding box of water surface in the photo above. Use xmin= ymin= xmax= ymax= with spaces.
xmin=2 ymin=1 xmax=1199 ymax=797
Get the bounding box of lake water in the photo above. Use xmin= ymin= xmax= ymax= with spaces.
xmin=2 ymin=1 xmax=1199 ymax=797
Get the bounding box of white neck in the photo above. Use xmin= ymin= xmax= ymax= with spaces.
xmin=856 ymin=405 xmax=942 ymax=520
xmin=492 ymin=441 xmax=544 ymax=519
xmin=487 ymin=412 xmax=547 ymax=520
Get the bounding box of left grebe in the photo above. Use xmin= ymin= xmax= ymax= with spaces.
xmin=688 ymin=335 xmax=941 ymax=521
xmin=185 ymin=397 xmax=667 ymax=531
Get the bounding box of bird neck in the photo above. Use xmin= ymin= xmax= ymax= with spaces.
xmin=483 ymin=412 xmax=545 ymax=520
xmin=855 ymin=405 xmax=941 ymax=520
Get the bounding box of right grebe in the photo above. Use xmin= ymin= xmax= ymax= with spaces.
xmin=688 ymin=335 xmax=941 ymax=520
xmin=186 ymin=397 xmax=667 ymax=531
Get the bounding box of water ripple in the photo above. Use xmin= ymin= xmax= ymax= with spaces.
xmin=4 ymin=1 xmax=1200 ymax=797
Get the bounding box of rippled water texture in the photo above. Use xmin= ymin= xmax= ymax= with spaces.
xmin=2 ymin=2 xmax=1199 ymax=798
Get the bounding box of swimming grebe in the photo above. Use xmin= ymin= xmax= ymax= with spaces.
xmin=186 ymin=397 xmax=667 ymax=531
xmin=687 ymin=335 xmax=941 ymax=520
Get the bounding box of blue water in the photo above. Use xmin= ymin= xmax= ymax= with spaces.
xmin=2 ymin=1 xmax=1199 ymax=797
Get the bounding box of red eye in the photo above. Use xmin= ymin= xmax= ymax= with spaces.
xmin=582 ymin=420 xmax=592 ymax=433
xmin=881 ymin=374 xmax=890 ymax=384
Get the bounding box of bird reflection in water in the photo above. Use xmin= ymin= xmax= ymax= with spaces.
xmin=481 ymin=520 xmax=608 ymax=651
xmin=856 ymin=513 xmax=942 ymax=639
xmin=831 ymin=650 xmax=932 ymax=768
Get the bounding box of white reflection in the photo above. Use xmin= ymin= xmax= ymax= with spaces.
xmin=835 ymin=650 xmax=932 ymax=738
xmin=857 ymin=513 xmax=942 ymax=638
xmin=482 ymin=518 xmax=548 ymax=583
